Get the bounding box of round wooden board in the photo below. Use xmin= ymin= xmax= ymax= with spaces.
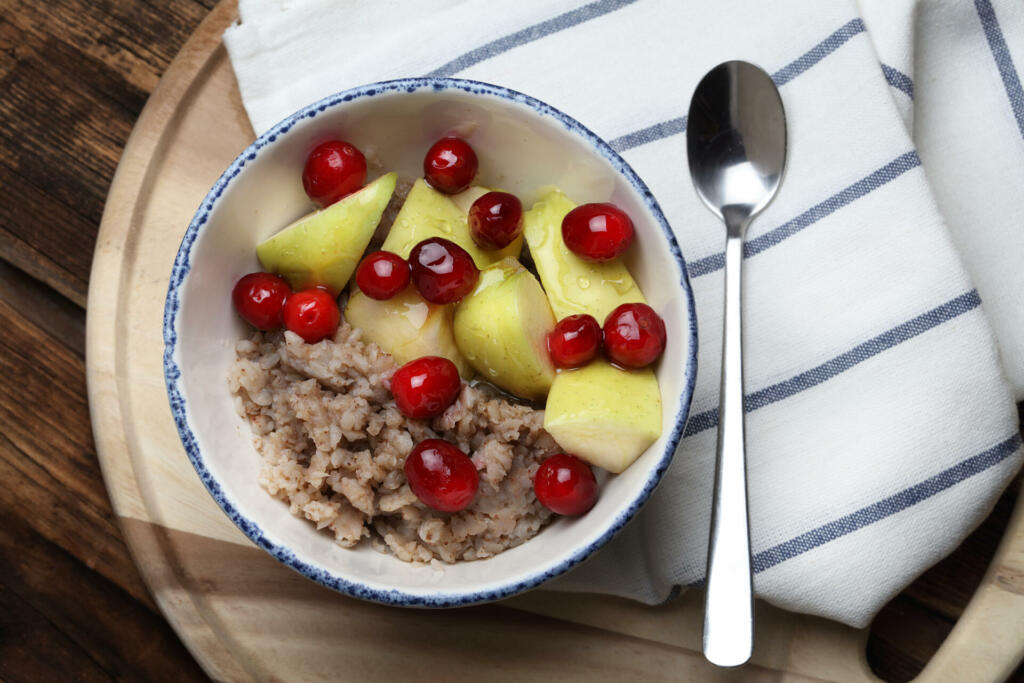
xmin=85 ymin=1 xmax=1024 ymax=680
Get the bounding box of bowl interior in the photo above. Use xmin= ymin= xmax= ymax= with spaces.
xmin=166 ymin=79 xmax=696 ymax=605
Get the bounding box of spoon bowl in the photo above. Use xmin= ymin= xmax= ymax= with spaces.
xmin=686 ymin=61 xmax=787 ymax=667
xmin=688 ymin=62 xmax=787 ymax=229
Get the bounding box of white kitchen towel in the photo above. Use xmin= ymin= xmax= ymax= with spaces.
xmin=223 ymin=0 xmax=1023 ymax=627
xmin=858 ymin=0 xmax=1024 ymax=398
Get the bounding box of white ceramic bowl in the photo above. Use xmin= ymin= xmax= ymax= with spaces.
xmin=164 ymin=78 xmax=698 ymax=606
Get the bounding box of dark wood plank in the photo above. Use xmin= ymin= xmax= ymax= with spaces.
xmin=0 ymin=260 xmax=85 ymax=358
xmin=0 ymin=271 xmax=204 ymax=679
xmin=0 ymin=296 xmax=153 ymax=608
xmin=0 ymin=506 xmax=207 ymax=682
xmin=0 ymin=585 xmax=115 ymax=683
xmin=0 ymin=0 xmax=216 ymax=308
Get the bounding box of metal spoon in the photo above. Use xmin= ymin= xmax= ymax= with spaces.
xmin=686 ymin=60 xmax=787 ymax=668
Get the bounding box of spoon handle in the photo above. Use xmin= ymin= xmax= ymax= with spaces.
xmin=703 ymin=223 xmax=753 ymax=667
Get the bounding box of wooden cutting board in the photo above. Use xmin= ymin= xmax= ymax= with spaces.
xmin=85 ymin=1 xmax=1024 ymax=680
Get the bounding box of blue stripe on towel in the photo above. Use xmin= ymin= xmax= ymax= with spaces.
xmin=772 ymin=18 xmax=866 ymax=86
xmin=610 ymin=18 xmax=866 ymax=152
xmin=881 ymin=64 xmax=915 ymax=99
xmin=609 ymin=116 xmax=689 ymax=155
xmin=687 ymin=432 xmax=1022 ymax=586
xmin=683 ymin=290 xmax=983 ymax=437
xmin=427 ymin=0 xmax=637 ymax=77
xmin=687 ymin=151 xmax=922 ymax=278
xmin=752 ymin=433 xmax=1022 ymax=572
xmin=974 ymin=0 xmax=1024 ymax=139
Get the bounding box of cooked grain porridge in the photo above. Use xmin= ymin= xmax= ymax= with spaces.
xmin=229 ymin=322 xmax=559 ymax=563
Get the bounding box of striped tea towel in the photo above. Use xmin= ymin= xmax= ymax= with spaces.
xmin=223 ymin=0 xmax=1023 ymax=627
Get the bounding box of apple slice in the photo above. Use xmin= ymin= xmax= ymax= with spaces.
xmin=344 ymin=286 xmax=472 ymax=378
xmin=256 ymin=172 xmax=397 ymax=294
xmin=523 ymin=189 xmax=646 ymax=322
xmin=544 ymin=359 xmax=661 ymax=473
xmin=381 ymin=179 xmax=522 ymax=268
xmin=453 ymin=257 xmax=556 ymax=400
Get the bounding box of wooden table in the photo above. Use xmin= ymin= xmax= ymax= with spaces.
xmin=1 ymin=2 xmax=1021 ymax=681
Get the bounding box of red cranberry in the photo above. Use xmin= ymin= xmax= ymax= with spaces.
xmin=282 ymin=288 xmax=340 ymax=343
xmin=534 ymin=454 xmax=598 ymax=516
xmin=468 ymin=191 xmax=523 ymax=250
xmin=603 ymin=303 xmax=666 ymax=368
xmin=409 ymin=237 xmax=479 ymax=304
xmin=391 ymin=356 xmax=462 ymax=419
xmin=404 ymin=439 xmax=479 ymax=512
xmin=561 ymin=203 xmax=635 ymax=261
xmin=302 ymin=140 xmax=367 ymax=207
xmin=423 ymin=137 xmax=478 ymax=194
xmin=231 ymin=272 xmax=291 ymax=330
xmin=547 ymin=314 xmax=602 ymax=368
xmin=356 ymin=251 xmax=410 ymax=300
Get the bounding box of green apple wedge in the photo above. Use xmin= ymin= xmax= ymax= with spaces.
xmin=522 ymin=189 xmax=646 ymax=322
xmin=344 ymin=286 xmax=473 ymax=378
xmin=544 ymin=359 xmax=662 ymax=473
xmin=453 ymin=258 xmax=556 ymax=401
xmin=257 ymin=172 xmax=397 ymax=294
xmin=381 ymin=179 xmax=522 ymax=268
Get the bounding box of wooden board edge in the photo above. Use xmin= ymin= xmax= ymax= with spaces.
xmin=85 ymin=1 xmax=251 ymax=680
xmin=914 ymin=478 xmax=1024 ymax=681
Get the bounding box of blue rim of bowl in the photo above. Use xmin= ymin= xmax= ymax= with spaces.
xmin=163 ymin=76 xmax=699 ymax=607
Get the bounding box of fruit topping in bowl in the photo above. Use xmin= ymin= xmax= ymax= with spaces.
xmin=561 ymin=202 xmax=635 ymax=262
xmin=544 ymin=360 xmax=661 ymax=473
xmin=257 ymin=172 xmax=397 ymax=294
xmin=409 ymin=237 xmax=480 ymax=304
xmin=227 ymin=135 xmax=671 ymax=562
xmin=232 ymin=272 xmax=291 ymax=330
xmin=391 ymin=356 xmax=463 ymax=419
xmin=302 ymin=140 xmax=368 ymax=207
xmin=453 ymin=257 xmax=556 ymax=401
xmin=522 ymin=190 xmax=645 ymax=322
xmin=534 ymin=453 xmax=598 ymax=516
xmin=282 ymin=287 xmax=340 ymax=343
xmin=423 ymin=136 xmax=478 ymax=194
xmin=355 ymin=250 xmax=410 ymax=300
xmin=469 ymin=191 xmax=524 ymax=250
xmin=603 ymin=302 xmax=667 ymax=369
xmin=403 ymin=439 xmax=480 ymax=513
xmin=547 ymin=314 xmax=602 ymax=369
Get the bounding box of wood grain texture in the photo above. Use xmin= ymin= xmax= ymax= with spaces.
xmin=0 ymin=284 xmax=206 ymax=681
xmin=0 ymin=0 xmax=214 ymax=680
xmin=1 ymin=0 xmax=1022 ymax=680
xmin=0 ymin=0 xmax=215 ymax=306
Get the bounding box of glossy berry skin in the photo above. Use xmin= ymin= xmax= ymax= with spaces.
xmin=561 ymin=203 xmax=635 ymax=262
xmin=404 ymin=439 xmax=479 ymax=512
xmin=603 ymin=303 xmax=666 ymax=368
xmin=468 ymin=191 xmax=523 ymax=250
xmin=391 ymin=356 xmax=462 ymax=419
xmin=302 ymin=140 xmax=367 ymax=207
xmin=534 ymin=454 xmax=598 ymax=516
xmin=231 ymin=272 xmax=291 ymax=330
xmin=282 ymin=288 xmax=340 ymax=343
xmin=547 ymin=314 xmax=602 ymax=368
xmin=409 ymin=237 xmax=479 ymax=304
xmin=423 ymin=137 xmax=478 ymax=194
xmin=356 ymin=251 xmax=410 ymax=300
